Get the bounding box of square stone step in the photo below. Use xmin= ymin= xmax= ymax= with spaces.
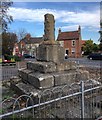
xmin=56 ymin=61 xmax=77 ymax=71
xmin=18 ymin=68 xmax=32 ymax=83
xmin=27 ymin=61 xmax=77 ymax=73
xmin=52 ymin=70 xmax=77 ymax=86
xmin=27 ymin=61 xmax=56 ymax=73
xmin=10 ymin=80 xmax=41 ymax=104
xmin=11 ymin=81 xmax=41 ymax=96
xmin=28 ymin=73 xmax=54 ymax=89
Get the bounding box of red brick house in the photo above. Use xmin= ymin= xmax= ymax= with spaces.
xmin=57 ymin=26 xmax=82 ymax=58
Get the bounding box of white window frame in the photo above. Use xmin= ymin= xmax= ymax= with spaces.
xmin=71 ymin=48 xmax=75 ymax=54
xmin=72 ymin=40 xmax=75 ymax=46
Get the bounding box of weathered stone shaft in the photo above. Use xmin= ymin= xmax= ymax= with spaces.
xmin=44 ymin=13 xmax=55 ymax=42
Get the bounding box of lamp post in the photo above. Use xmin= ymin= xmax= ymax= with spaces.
xmin=99 ymin=2 xmax=102 ymax=51
xmin=99 ymin=23 xmax=102 ymax=51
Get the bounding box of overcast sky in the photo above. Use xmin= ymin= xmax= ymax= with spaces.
xmin=8 ymin=2 xmax=100 ymax=43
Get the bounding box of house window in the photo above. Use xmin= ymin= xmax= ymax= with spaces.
xmin=71 ymin=48 xmax=75 ymax=54
xmin=72 ymin=40 xmax=75 ymax=46
xmin=65 ymin=49 xmax=69 ymax=59
xmin=65 ymin=49 xmax=69 ymax=55
xmin=60 ymin=41 xmax=64 ymax=47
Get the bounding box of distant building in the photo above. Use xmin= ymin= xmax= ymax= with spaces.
xmin=13 ymin=34 xmax=43 ymax=57
xmin=57 ymin=26 xmax=83 ymax=58
xmin=13 ymin=43 xmax=20 ymax=56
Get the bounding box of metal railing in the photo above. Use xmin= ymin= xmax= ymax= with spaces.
xmin=1 ymin=80 xmax=102 ymax=119
xmin=2 ymin=62 xmax=26 ymax=81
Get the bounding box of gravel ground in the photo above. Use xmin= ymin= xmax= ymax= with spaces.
xmin=80 ymin=66 xmax=102 ymax=82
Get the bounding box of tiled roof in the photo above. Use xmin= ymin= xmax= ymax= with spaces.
xmin=29 ymin=37 xmax=43 ymax=44
xmin=21 ymin=37 xmax=43 ymax=44
xmin=57 ymin=31 xmax=80 ymax=41
xmin=81 ymin=40 xmax=86 ymax=45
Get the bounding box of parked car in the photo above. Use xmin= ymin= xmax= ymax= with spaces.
xmin=23 ymin=54 xmax=35 ymax=58
xmin=1 ymin=59 xmax=16 ymax=66
xmin=87 ymin=53 xmax=102 ymax=60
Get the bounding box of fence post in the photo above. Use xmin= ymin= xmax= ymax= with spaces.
xmin=17 ymin=62 xmax=19 ymax=69
xmin=81 ymin=81 xmax=85 ymax=119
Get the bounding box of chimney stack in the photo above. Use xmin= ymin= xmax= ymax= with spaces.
xmin=58 ymin=28 xmax=61 ymax=34
xmin=78 ymin=25 xmax=81 ymax=34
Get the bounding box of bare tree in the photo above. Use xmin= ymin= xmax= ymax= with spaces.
xmin=17 ymin=28 xmax=28 ymax=41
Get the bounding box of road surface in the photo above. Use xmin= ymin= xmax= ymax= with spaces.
xmin=68 ymin=58 xmax=101 ymax=68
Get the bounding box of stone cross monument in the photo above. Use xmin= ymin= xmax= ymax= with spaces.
xmin=36 ymin=13 xmax=64 ymax=63
xmin=11 ymin=13 xmax=89 ymax=94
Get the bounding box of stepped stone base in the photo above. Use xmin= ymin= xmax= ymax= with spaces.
xmin=18 ymin=69 xmax=89 ymax=89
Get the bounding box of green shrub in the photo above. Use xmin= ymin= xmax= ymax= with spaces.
xmin=4 ymin=55 xmax=22 ymax=61
xmin=13 ymin=55 xmax=21 ymax=61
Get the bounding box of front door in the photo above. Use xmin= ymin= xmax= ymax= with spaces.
xmin=65 ymin=49 xmax=69 ymax=55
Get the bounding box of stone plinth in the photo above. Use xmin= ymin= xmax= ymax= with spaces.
xmin=36 ymin=44 xmax=64 ymax=63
